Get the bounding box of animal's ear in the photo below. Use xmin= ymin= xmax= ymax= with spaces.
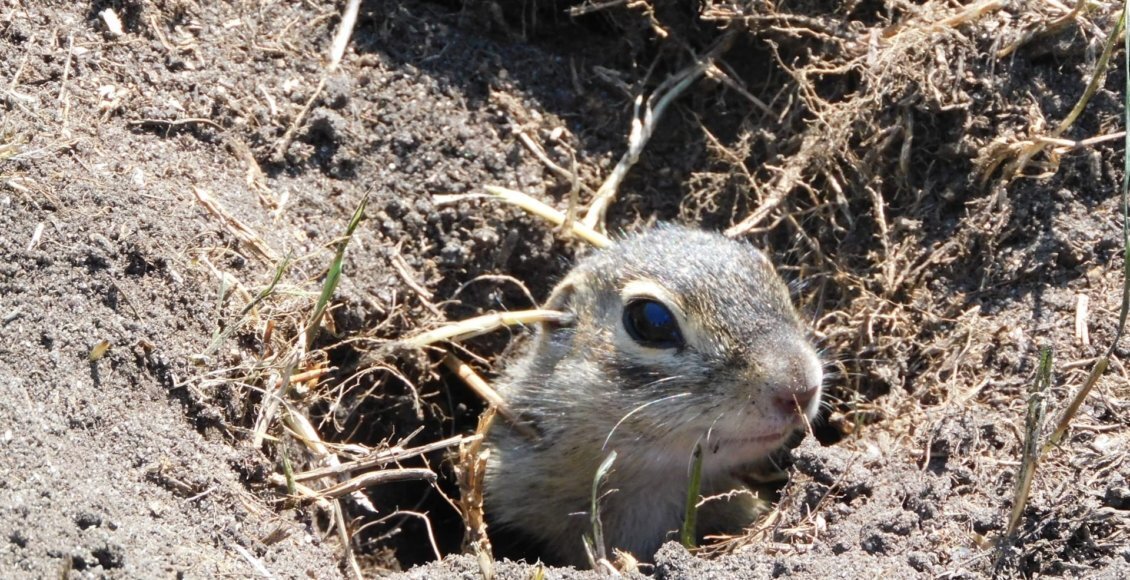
xmin=541 ymin=274 xmax=581 ymax=330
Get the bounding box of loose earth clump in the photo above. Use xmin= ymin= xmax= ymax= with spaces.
xmin=1 ymin=1 xmax=1128 ymax=578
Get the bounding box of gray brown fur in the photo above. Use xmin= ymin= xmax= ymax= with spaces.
xmin=483 ymin=225 xmax=823 ymax=566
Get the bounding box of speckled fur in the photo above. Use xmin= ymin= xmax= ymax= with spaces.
xmin=483 ymin=225 xmax=823 ymax=566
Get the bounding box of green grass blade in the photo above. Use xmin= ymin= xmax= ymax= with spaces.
xmin=304 ymin=195 xmax=367 ymax=350
xmin=1053 ymin=10 xmax=1125 ymax=136
xmin=1007 ymin=347 xmax=1051 ymax=537
xmin=586 ymin=450 xmax=617 ymax=566
xmin=204 ymin=253 xmax=293 ymax=356
xmin=1118 ymin=0 xmax=1130 ymax=358
xmin=680 ymin=443 xmax=704 ymax=549
xmin=1047 ymin=4 xmax=1130 ymax=447
xmin=282 ymin=447 xmax=296 ymax=496
xmin=240 ymin=252 xmax=293 ymax=318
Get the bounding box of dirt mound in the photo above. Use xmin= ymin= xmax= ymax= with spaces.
xmin=2 ymin=0 xmax=1127 ymax=578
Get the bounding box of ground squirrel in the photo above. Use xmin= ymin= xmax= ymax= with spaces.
xmin=482 ymin=225 xmax=824 ymax=566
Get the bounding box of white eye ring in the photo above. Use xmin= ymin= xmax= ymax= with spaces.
xmin=620 ymin=280 xmax=685 ymax=317
xmin=617 ymin=280 xmax=699 ymax=351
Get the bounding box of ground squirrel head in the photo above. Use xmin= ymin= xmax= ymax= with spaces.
xmin=527 ymin=224 xmax=820 ymax=462
xmin=485 ymin=224 xmax=824 ymax=564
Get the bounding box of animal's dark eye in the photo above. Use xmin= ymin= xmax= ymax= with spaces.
xmin=623 ymin=299 xmax=684 ymax=348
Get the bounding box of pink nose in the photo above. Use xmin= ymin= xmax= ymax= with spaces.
xmin=773 ymin=386 xmax=818 ymax=417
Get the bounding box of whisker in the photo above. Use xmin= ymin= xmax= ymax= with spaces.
xmin=638 ymin=375 xmax=687 ymax=389
xmin=603 ymin=391 xmax=691 ymax=451
xmin=705 ymin=411 xmax=727 ymax=444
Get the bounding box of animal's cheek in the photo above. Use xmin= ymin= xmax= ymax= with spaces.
xmin=596 ymin=350 xmax=711 ymax=392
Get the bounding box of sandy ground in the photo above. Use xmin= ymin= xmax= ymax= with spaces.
xmin=1 ymin=0 xmax=1128 ymax=578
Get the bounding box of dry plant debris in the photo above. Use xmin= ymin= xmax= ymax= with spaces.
xmin=4 ymin=0 xmax=1129 ymax=577
xmin=290 ymin=0 xmax=1130 ymax=574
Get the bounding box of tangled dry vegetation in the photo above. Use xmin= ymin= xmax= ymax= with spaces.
xmin=181 ymin=0 xmax=1130 ymax=575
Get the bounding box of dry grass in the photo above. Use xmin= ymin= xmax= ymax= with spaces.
xmin=585 ymin=0 xmax=1129 ymax=567
xmin=164 ymin=0 xmax=1130 ymax=574
xmin=182 ymin=191 xmax=450 ymax=575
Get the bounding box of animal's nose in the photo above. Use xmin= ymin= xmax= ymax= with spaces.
xmin=773 ymin=385 xmax=818 ymax=417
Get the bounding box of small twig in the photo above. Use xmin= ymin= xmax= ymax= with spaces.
xmin=271 ymin=76 xmax=326 ymax=162
xmin=232 ymin=544 xmax=276 ymax=579
xmin=332 ymin=499 xmax=363 ymax=579
xmin=724 ymin=163 xmax=804 ymax=236
xmin=1075 ymin=294 xmax=1091 ymax=347
xmin=561 ymin=148 xmax=582 ymax=236
xmin=128 ymin=118 xmax=225 ymax=132
xmin=2 ymin=307 xmax=22 ymax=325
xmin=106 ymin=277 xmax=142 ymax=320
xmin=401 ymin=309 xmax=573 ymax=349
xmin=192 ymin=187 xmax=277 ymax=262
xmin=458 ymin=411 xmax=494 ymax=559
xmin=271 ymin=0 xmax=359 ymax=161
xmin=316 ymin=468 xmax=436 ymax=499
xmin=1044 ymin=131 xmax=1127 ymax=153
xmin=485 ymin=185 xmax=611 ymax=248
xmin=569 ymin=0 xmax=628 ymax=16
xmin=284 ymin=407 xmax=379 ymax=513
xmin=998 ymin=0 xmax=1086 ymax=57
xmin=1002 ymin=9 xmax=1125 ymax=181
xmin=451 ymin=274 xmax=538 ymax=308
xmin=329 ymin=0 xmax=361 ymax=72
xmin=391 ymin=253 xmax=444 ymax=317
xmin=290 ymin=366 xmax=333 ymax=385
xmin=706 ymin=62 xmax=773 ymax=115
xmin=936 ymin=0 xmax=1007 ymax=29
xmin=26 ymin=222 xmax=44 ymax=251
xmin=518 ymin=132 xmax=595 ymax=197
xmin=252 ymin=353 xmax=300 ymax=447
xmin=266 ymin=473 xmax=330 ymax=504
xmin=146 ymin=14 xmax=174 ymax=51
xmin=582 ymin=41 xmax=727 ymax=232
xmin=517 ymin=131 xmax=586 ymax=238
xmin=389 ymin=511 xmax=444 ymax=562
xmin=432 ymin=193 xmax=490 ymax=206
xmin=57 ymin=34 xmax=73 ymax=103
xmin=296 ymin=433 xmax=481 ymax=481
xmin=1047 ymin=356 xmax=1110 ymax=449
xmin=443 ymin=354 xmax=540 ymax=442
xmin=7 ymin=33 xmax=33 ymax=90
